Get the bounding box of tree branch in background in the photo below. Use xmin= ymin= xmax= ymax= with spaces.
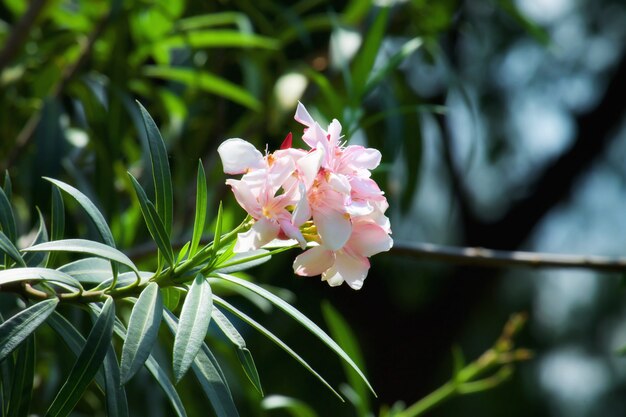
xmin=0 ymin=0 xmax=48 ymax=73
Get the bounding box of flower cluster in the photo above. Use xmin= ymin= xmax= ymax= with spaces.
xmin=217 ymin=103 xmax=392 ymax=289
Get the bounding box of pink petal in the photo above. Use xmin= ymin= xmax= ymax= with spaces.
xmin=343 ymin=146 xmax=382 ymax=170
xmin=322 ymin=251 xmax=370 ymax=290
xmin=218 ymin=138 xmax=264 ymax=174
xmin=314 ymin=209 xmax=352 ymax=251
xmin=293 ymin=246 xmax=335 ymax=276
xmin=348 ymin=222 xmax=393 ymax=257
xmin=327 ymin=172 xmax=351 ymax=195
xmin=234 ymin=217 xmax=280 ymax=252
xmin=294 ymin=102 xmax=315 ymax=128
xmin=296 ymin=148 xmax=324 ymax=189
xmin=226 ymin=179 xmax=261 ymax=218
xmin=328 ymin=119 xmax=342 ymax=147
xmin=278 ymin=217 xmax=307 ymax=249
xmin=303 ymin=122 xmax=329 ymax=150
xmin=292 ymin=183 xmax=311 ymax=226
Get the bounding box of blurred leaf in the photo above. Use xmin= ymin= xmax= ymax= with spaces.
xmin=0 ymin=231 xmax=25 ymax=267
xmin=6 ymin=335 xmax=34 ymax=417
xmin=163 ymin=309 xmax=239 ymax=417
xmin=0 ymin=187 xmax=16 ymax=243
xmin=45 ymin=298 xmax=115 ymax=417
xmin=212 ymin=307 xmax=263 ymax=395
xmin=0 ymin=298 xmax=58 ymax=362
xmin=213 ymin=295 xmax=342 ymax=401
xmin=363 ymin=37 xmax=423 ymax=96
xmin=120 ymin=283 xmax=163 ymax=384
xmin=175 ymin=12 xmax=251 ymax=31
xmin=161 ymin=287 xmax=182 ymax=311
xmin=128 ymin=173 xmax=175 ymax=268
xmin=46 ymin=312 xmax=106 ymax=391
xmin=215 ymin=273 xmax=374 ymax=396
xmin=3 ymin=172 xmax=11 ymax=201
xmin=24 ymin=239 xmax=139 ymax=276
xmin=350 ymin=7 xmax=389 ymax=101
xmin=103 ymin=344 xmax=129 ymax=417
xmin=143 ymin=66 xmax=262 ymax=111
xmin=44 ymin=178 xmax=116 ymax=248
xmin=57 ymin=258 xmax=112 ymax=285
xmin=496 ymin=0 xmax=550 ymax=45
xmin=24 ymin=209 xmax=49 ymax=267
xmin=136 ymin=101 xmax=173 ymax=237
xmin=321 ymin=301 xmax=370 ymax=416
xmin=173 ymin=273 xmax=213 ymax=382
xmin=190 ymin=161 xmax=207 ymax=257
xmin=261 ymin=395 xmax=319 ymax=417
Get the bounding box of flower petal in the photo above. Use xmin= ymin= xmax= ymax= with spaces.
xmin=322 ymin=251 xmax=370 ymax=290
xmin=343 ymin=145 xmax=382 ymax=170
xmin=234 ymin=218 xmax=280 ymax=252
xmin=294 ymin=102 xmax=315 ymax=128
xmin=226 ymin=179 xmax=261 ymax=218
xmin=292 ymin=183 xmax=311 ymax=226
xmin=218 ymin=138 xmax=265 ymax=174
xmin=297 ymin=148 xmax=324 ymax=189
xmin=348 ymin=222 xmax=393 ymax=257
xmin=293 ymin=246 xmax=335 ymax=276
xmin=314 ymin=209 xmax=352 ymax=251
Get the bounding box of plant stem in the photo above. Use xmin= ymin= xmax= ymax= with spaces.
xmin=397 ymin=381 xmax=456 ymax=417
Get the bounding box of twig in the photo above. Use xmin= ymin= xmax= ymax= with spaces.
xmin=391 ymin=241 xmax=626 ymax=273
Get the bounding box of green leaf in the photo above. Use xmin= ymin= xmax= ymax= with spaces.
xmin=48 ymin=186 xmax=65 ymax=267
xmin=213 ymin=295 xmax=342 ymax=401
xmin=0 ymin=267 xmax=82 ymax=289
xmin=3 ymin=172 xmax=12 ymax=201
xmin=173 ymin=273 xmax=213 ymax=382
xmin=46 ymin=312 xmax=106 ymax=391
xmin=0 ymin=298 xmax=58 ymax=361
xmin=127 ymin=173 xmax=175 ymax=268
xmin=321 ymin=301 xmax=369 ymax=416
xmin=24 ymin=239 xmax=139 ymax=275
xmin=211 ymin=202 xmax=224 ymax=257
xmin=177 ymin=242 xmax=190 ymax=264
xmin=363 ymin=37 xmax=423 ymax=96
xmin=44 ymin=178 xmax=115 ymax=248
xmin=212 ymin=249 xmax=274 ymax=274
xmin=6 ymin=334 xmax=35 ymax=417
xmin=212 ymin=307 xmax=262 ymax=395
xmin=103 ymin=343 xmax=129 ymax=417
xmin=151 ymin=30 xmax=278 ymax=50
xmin=57 ymin=257 xmax=112 ymax=285
xmin=0 ymin=187 xmax=16 ymax=242
xmin=350 ymin=6 xmax=390 ymax=100
xmin=163 ymin=310 xmax=238 ymax=417
xmin=120 ymin=283 xmax=163 ymax=384
xmin=190 ymin=161 xmax=207 ymax=257
xmin=143 ymin=66 xmax=262 ymax=111
xmin=161 ymin=287 xmax=182 ymax=311
xmin=0 ymin=231 xmax=25 ymax=267
xmin=214 ymin=273 xmax=374 ymax=396
xmin=24 ymin=209 xmax=49 ymax=267
xmin=261 ymin=395 xmax=318 ymax=417
xmin=45 ymin=297 xmax=115 ymax=417
xmin=136 ymin=101 xmax=173 ymax=237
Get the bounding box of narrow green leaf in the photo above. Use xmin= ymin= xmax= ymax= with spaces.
xmin=215 ymin=273 xmax=374 ymax=396
xmin=120 ymin=283 xmax=163 ymax=384
xmin=211 ymin=202 xmax=224 ymax=257
xmin=127 ymin=173 xmax=175 ymax=268
xmin=24 ymin=209 xmax=49 ymax=267
xmin=212 ymin=249 xmax=273 ymax=274
xmin=0 ymin=231 xmax=25 ymax=267
xmin=3 ymin=172 xmax=12 ymax=201
xmin=363 ymin=37 xmax=423 ymax=96
xmin=177 ymin=242 xmax=190 ymax=264
xmin=190 ymin=161 xmax=207 ymax=257
xmin=44 ymin=178 xmax=115 ymax=248
xmin=136 ymin=101 xmax=173 ymax=237
xmin=212 ymin=307 xmax=262 ymax=395
xmin=0 ymin=187 xmax=16 ymax=242
xmin=24 ymin=239 xmax=139 ymax=275
xmin=163 ymin=310 xmax=238 ymax=417
xmin=0 ymin=314 xmax=12 ymax=416
xmin=143 ymin=66 xmax=262 ymax=111
xmin=173 ymin=273 xmax=213 ymax=382
xmin=58 ymin=257 xmax=112 ymax=285
xmin=350 ymin=6 xmax=390 ymax=100
xmin=46 ymin=312 xmax=106 ymax=391
xmin=0 ymin=267 xmax=82 ymax=289
xmin=45 ymin=297 xmax=115 ymax=417
xmin=103 ymin=344 xmax=129 ymax=417
xmin=0 ymin=298 xmax=58 ymax=361
xmin=6 ymin=334 xmax=35 ymax=417
xmin=261 ymin=395 xmax=318 ymax=417
xmin=50 ymin=185 xmax=65 ymax=241
xmin=161 ymin=287 xmax=182 ymax=311
xmin=321 ymin=301 xmax=369 ymax=416
xmin=213 ymin=296 xmax=342 ymax=400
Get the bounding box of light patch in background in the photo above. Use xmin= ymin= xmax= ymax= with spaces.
xmin=330 ymin=27 xmax=362 ymax=71
xmin=274 ymin=72 xmax=308 ymax=111
xmin=539 ymin=348 xmax=611 ymax=417
xmin=515 ymin=0 xmax=574 ymax=24
xmin=65 ymin=128 xmax=89 ymax=148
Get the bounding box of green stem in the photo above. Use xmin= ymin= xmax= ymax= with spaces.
xmin=397 ymin=381 xmax=457 ymax=417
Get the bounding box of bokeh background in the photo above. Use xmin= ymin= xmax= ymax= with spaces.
xmin=2 ymin=0 xmax=626 ymax=416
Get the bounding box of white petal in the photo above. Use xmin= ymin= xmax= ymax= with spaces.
xmin=328 ymin=119 xmax=342 ymax=147
xmin=294 ymin=102 xmax=315 ymax=128
xmin=293 ymin=246 xmax=335 ymax=276
xmin=314 ymin=209 xmax=352 ymax=251
xmin=296 ymin=148 xmax=324 ymax=189
xmin=327 ymin=172 xmax=351 ymax=195
xmin=346 ymin=200 xmax=373 ymax=216
xmin=322 ymin=251 xmax=370 ymax=290
xmin=343 ymin=146 xmax=382 ymax=170
xmin=292 ymin=183 xmax=311 ymax=226
xmin=218 ymin=138 xmax=264 ymax=174
xmin=348 ymin=222 xmax=393 ymax=257
xmin=234 ymin=218 xmax=280 ymax=252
